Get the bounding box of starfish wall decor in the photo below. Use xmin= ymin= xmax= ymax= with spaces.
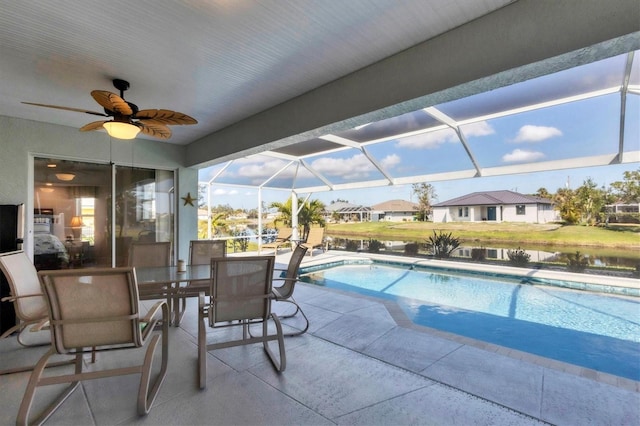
xmin=181 ymin=192 xmax=195 ymax=206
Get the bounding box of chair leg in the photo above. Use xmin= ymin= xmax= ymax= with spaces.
xmin=276 ymin=297 xmax=310 ymax=337
xmin=173 ymin=296 xmax=186 ymax=326
xmin=137 ymin=301 xmax=169 ymax=415
xmin=0 ymin=323 xmax=76 ymax=376
xmin=262 ymin=314 xmax=286 ymax=372
xmin=0 ymin=359 xmax=75 ymax=376
xmin=198 ymin=294 xmax=207 ymax=389
xmin=0 ymin=322 xmax=22 ymax=340
xmin=16 ymin=349 xmax=82 ymax=426
xmin=1 ymin=320 xmax=49 ymax=347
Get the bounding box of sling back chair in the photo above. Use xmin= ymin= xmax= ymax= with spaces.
xmin=168 ymin=239 xmax=228 ymax=325
xmin=271 ymin=244 xmax=309 ymax=336
xmin=17 ymin=268 xmax=168 ymax=426
xmin=0 ymin=251 xmax=49 ymax=346
xmin=260 ymin=227 xmax=292 ymax=254
xmin=198 ymin=256 xmax=285 ymax=389
xmin=0 ymin=251 xmax=78 ymax=376
xmin=128 ymin=241 xmax=175 ymax=321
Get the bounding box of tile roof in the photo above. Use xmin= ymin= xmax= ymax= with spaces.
xmin=372 ymin=199 xmax=419 ymax=212
xmin=433 ymin=190 xmax=552 ymax=207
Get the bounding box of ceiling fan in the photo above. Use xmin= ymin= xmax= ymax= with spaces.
xmin=22 ymin=79 xmax=197 ymax=140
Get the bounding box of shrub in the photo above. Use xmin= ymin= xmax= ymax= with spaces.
xmin=567 ymin=251 xmax=589 ymax=272
xmin=471 ymin=247 xmax=486 ymax=261
xmin=345 ymin=240 xmax=359 ymax=252
xmin=507 ymin=247 xmax=530 ymax=267
xmin=368 ymin=239 xmax=383 ymax=253
xmin=426 ymin=231 xmax=460 ymax=258
xmin=404 ymin=242 xmax=419 ymax=255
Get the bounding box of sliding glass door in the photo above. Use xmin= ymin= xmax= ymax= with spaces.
xmin=113 ymin=166 xmax=174 ymax=266
xmin=33 ymin=157 xmax=174 ymax=269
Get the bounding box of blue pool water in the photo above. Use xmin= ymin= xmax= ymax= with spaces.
xmin=300 ymin=262 xmax=640 ymax=381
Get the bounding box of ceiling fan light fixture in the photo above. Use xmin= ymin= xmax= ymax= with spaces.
xmin=55 ymin=172 xmax=75 ymax=181
xmin=103 ymin=121 xmax=140 ymax=140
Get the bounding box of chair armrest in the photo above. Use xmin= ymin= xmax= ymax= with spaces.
xmin=141 ymin=300 xmax=167 ymax=324
xmin=140 ymin=300 xmax=168 ymax=340
xmin=31 ymin=318 xmax=50 ymax=332
xmin=272 ymin=277 xmax=298 ymax=284
xmin=1 ymin=293 xmax=42 ymax=303
xmin=271 ymin=277 xmax=299 ymax=298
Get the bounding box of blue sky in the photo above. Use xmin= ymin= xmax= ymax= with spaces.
xmin=199 ymin=50 xmax=639 ymax=210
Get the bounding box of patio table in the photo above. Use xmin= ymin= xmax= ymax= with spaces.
xmin=135 ymin=264 xmax=211 ymax=325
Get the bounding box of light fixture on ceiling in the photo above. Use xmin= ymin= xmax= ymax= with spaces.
xmin=103 ymin=121 xmax=140 ymax=140
xmin=47 ymin=163 xmax=57 ymax=168
xmin=55 ymin=172 xmax=75 ymax=181
xmin=40 ymin=187 xmax=54 ymax=193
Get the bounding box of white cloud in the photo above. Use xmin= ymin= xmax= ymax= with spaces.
xmin=237 ymin=159 xmax=289 ymax=178
xmin=396 ymin=128 xmax=457 ymax=149
xmin=381 ymin=154 xmax=401 ymax=169
xmin=310 ymin=153 xmax=378 ymax=180
xmin=502 ymin=149 xmax=545 ymax=163
xmin=212 ymin=188 xmax=238 ymax=195
xmin=396 ymin=121 xmax=494 ymax=149
xmin=513 ymin=125 xmax=562 ymax=143
xmin=461 ymin=121 xmax=495 ymax=137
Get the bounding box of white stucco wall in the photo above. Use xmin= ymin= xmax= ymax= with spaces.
xmin=433 ymin=203 xmax=556 ymax=223
xmin=384 ymin=212 xmax=415 ymax=222
xmin=0 ymin=116 xmax=198 ymax=261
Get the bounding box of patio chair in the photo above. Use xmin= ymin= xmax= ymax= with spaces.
xmin=0 ymin=251 xmax=76 ymax=376
xmin=17 ymin=268 xmax=169 ymax=426
xmin=261 ymin=227 xmax=292 ymax=254
xmin=129 ymin=241 xmax=175 ymax=319
xmin=168 ymin=239 xmax=228 ymax=325
xmin=190 ymin=239 xmax=227 ymax=265
xmin=198 ymin=256 xmax=285 ymax=389
xmin=271 ymin=244 xmax=309 ymax=336
xmin=300 ymin=227 xmax=325 ymax=256
xmin=0 ymin=251 xmax=48 ymax=345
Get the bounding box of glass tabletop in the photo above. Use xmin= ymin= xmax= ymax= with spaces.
xmin=134 ymin=264 xmax=211 ymax=285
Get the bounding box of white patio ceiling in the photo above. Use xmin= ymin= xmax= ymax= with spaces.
xmin=200 ymin=49 xmax=640 ymax=194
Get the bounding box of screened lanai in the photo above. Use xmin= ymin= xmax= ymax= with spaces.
xmin=199 ymin=49 xmax=640 ymax=239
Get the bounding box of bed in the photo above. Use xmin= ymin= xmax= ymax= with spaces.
xmin=33 ymin=211 xmax=69 ymax=269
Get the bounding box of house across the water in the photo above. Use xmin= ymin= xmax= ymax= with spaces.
xmin=432 ymin=190 xmax=556 ymax=223
xmin=371 ymin=199 xmax=419 ymax=222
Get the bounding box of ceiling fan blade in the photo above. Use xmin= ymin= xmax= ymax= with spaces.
xmin=22 ymin=102 xmax=108 ymax=117
xmin=136 ymin=109 xmax=197 ymax=125
xmin=137 ymin=121 xmax=172 ymax=139
xmin=79 ymin=121 xmax=108 ymax=132
xmin=91 ymin=90 xmax=133 ymax=115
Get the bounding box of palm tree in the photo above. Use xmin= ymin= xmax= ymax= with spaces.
xmin=270 ymin=197 xmax=326 ymax=240
xmin=198 ymin=212 xmax=228 ymax=239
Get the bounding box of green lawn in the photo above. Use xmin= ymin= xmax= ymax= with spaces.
xmin=326 ymin=221 xmax=640 ymax=250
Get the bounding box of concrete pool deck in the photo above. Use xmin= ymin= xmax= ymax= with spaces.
xmin=0 ymin=250 xmax=638 ymax=425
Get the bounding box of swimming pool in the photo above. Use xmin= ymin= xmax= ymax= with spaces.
xmin=300 ymin=261 xmax=640 ymax=381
